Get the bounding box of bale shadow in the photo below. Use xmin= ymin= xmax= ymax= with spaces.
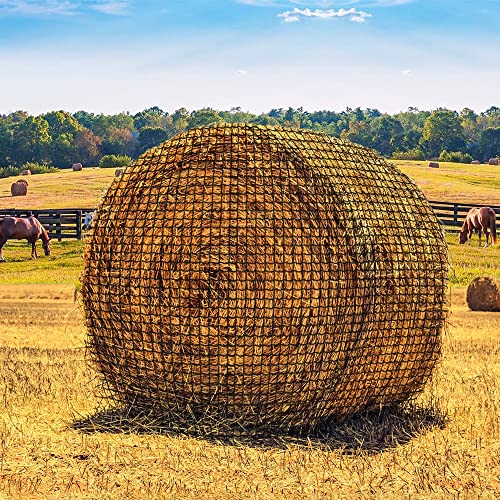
xmin=71 ymin=401 xmax=447 ymax=454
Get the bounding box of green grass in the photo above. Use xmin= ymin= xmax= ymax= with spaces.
xmin=1 ymin=232 xmax=498 ymax=288
xmin=446 ymin=233 xmax=500 ymax=286
xmin=0 ymin=239 xmax=84 ymax=285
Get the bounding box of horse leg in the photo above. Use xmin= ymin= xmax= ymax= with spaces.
xmin=484 ymin=226 xmax=490 ymax=247
xmin=30 ymin=238 xmax=38 ymax=259
xmin=0 ymin=236 xmax=7 ymax=262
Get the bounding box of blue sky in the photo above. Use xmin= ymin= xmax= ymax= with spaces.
xmin=1 ymin=0 xmax=499 ymax=115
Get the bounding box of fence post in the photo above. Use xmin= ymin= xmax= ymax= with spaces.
xmin=56 ymin=212 xmax=62 ymax=242
xmin=453 ymin=204 xmax=458 ymax=224
xmin=76 ymin=210 xmax=82 ymax=240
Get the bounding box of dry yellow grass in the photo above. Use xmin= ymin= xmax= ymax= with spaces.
xmin=0 ymin=168 xmax=115 ymax=210
xmin=0 ymin=285 xmax=498 ymax=498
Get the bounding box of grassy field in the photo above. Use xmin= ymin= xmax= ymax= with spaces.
xmin=395 ymin=160 xmax=500 ymax=205
xmin=0 ymin=160 xmax=499 ymax=211
xmin=0 ymin=168 xmax=116 ymax=210
xmin=0 ymin=161 xmax=499 ymax=498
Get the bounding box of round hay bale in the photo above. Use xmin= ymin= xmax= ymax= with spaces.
xmin=115 ymin=168 xmax=123 ymax=177
xmin=428 ymin=162 xmax=439 ymax=168
xmin=82 ymin=124 xmax=448 ymax=431
xmin=11 ymin=180 xmax=28 ymax=196
xmin=466 ymin=277 xmax=500 ymax=312
xmin=471 ymin=160 xmax=480 ymax=165
xmin=72 ymin=162 xmax=83 ymax=171
xmin=21 ymin=169 xmax=32 ymax=175
xmin=488 ymin=158 xmax=499 ymax=166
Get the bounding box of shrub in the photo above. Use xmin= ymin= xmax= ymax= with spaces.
xmin=438 ymin=150 xmax=473 ymax=164
xmin=392 ymin=148 xmax=425 ymax=161
xmin=98 ymin=155 xmax=133 ymax=168
xmin=0 ymin=162 xmax=58 ymax=179
xmin=21 ymin=162 xmax=59 ymax=174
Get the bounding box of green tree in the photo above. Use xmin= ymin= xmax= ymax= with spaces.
xmin=133 ymin=107 xmax=165 ymax=130
xmin=137 ymin=127 xmax=169 ymax=155
xmin=370 ymin=115 xmax=404 ymax=157
xmin=42 ymin=110 xmax=82 ymax=137
xmin=102 ymin=127 xmax=137 ymax=157
xmin=478 ymin=127 xmax=500 ymax=160
xmin=189 ymin=108 xmax=222 ymax=129
xmin=11 ymin=116 xmax=51 ymax=165
xmin=421 ymin=109 xmax=466 ymax=157
xmin=171 ymin=108 xmax=190 ymax=134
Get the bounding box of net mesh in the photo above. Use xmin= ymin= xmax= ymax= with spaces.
xmin=81 ymin=123 xmax=448 ymax=432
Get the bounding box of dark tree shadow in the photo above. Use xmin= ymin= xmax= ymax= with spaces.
xmin=71 ymin=401 xmax=447 ymax=454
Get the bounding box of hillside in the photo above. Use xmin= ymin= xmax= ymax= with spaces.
xmin=0 ymin=160 xmax=498 ymax=210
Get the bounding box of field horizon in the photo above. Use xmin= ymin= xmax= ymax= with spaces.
xmin=1 ymin=160 xmax=499 ymax=211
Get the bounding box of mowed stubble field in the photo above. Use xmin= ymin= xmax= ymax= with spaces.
xmin=0 ymin=160 xmax=499 ymax=498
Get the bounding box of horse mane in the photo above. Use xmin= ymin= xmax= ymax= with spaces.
xmin=39 ymin=224 xmax=50 ymax=242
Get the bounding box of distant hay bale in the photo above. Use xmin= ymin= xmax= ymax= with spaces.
xmin=11 ymin=180 xmax=28 ymax=196
xmin=429 ymin=162 xmax=440 ymax=168
xmin=72 ymin=163 xmax=83 ymax=171
xmin=82 ymin=123 xmax=448 ymax=431
xmin=115 ymin=168 xmax=123 ymax=177
xmin=471 ymin=160 xmax=481 ymax=165
xmin=466 ymin=277 xmax=500 ymax=312
xmin=21 ymin=169 xmax=32 ymax=175
xmin=488 ymin=158 xmax=499 ymax=166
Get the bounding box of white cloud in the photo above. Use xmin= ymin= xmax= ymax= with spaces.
xmin=278 ymin=7 xmax=371 ymax=23
xmin=0 ymin=0 xmax=129 ymax=16
xmin=90 ymin=1 xmax=128 ymax=15
xmin=0 ymin=0 xmax=77 ymax=15
xmin=237 ymin=69 xmax=249 ymax=75
xmin=401 ymin=69 xmax=413 ymax=77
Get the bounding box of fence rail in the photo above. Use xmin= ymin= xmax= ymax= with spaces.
xmin=1 ymin=202 xmax=499 ymax=240
xmin=0 ymin=208 xmax=94 ymax=241
xmin=428 ymin=201 xmax=500 ymax=233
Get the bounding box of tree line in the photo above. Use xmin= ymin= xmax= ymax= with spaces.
xmin=0 ymin=105 xmax=499 ymax=170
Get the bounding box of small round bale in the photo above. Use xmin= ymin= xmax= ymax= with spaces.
xmin=82 ymin=124 xmax=448 ymax=431
xmin=21 ymin=169 xmax=32 ymax=175
xmin=429 ymin=162 xmax=440 ymax=168
xmin=466 ymin=277 xmax=500 ymax=312
xmin=72 ymin=162 xmax=83 ymax=171
xmin=471 ymin=160 xmax=481 ymax=165
xmin=11 ymin=180 xmax=28 ymax=196
xmin=488 ymin=158 xmax=499 ymax=166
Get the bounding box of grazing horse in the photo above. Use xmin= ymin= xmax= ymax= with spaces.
xmin=0 ymin=216 xmax=51 ymax=262
xmin=459 ymin=207 xmax=497 ymax=247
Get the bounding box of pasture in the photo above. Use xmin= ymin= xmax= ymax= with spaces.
xmin=0 ymin=161 xmax=499 ymax=498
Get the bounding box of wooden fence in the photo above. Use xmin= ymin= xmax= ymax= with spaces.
xmin=429 ymin=201 xmax=500 ymax=233
xmin=0 ymin=208 xmax=94 ymax=241
xmin=1 ymin=202 xmax=499 ymax=240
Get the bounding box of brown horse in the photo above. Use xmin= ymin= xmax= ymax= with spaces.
xmin=0 ymin=216 xmax=51 ymax=262
xmin=459 ymin=207 xmax=497 ymax=247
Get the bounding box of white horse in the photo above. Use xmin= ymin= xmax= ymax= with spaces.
xmin=83 ymin=211 xmax=96 ymax=233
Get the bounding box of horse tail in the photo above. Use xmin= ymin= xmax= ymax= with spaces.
xmin=489 ymin=208 xmax=497 ymax=245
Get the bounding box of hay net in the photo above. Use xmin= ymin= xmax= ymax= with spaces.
xmin=82 ymin=123 xmax=448 ymax=431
